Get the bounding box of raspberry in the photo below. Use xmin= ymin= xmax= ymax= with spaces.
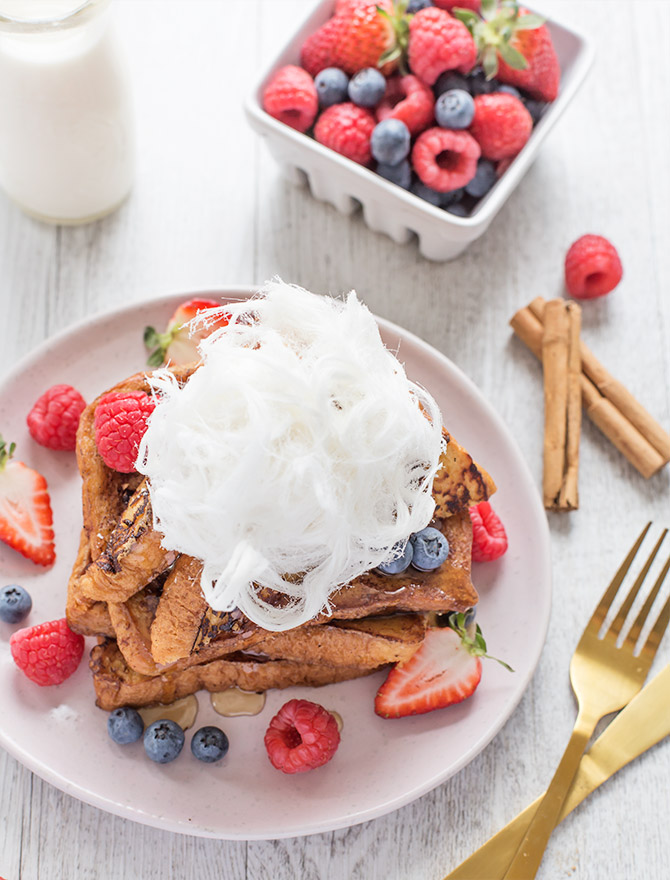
xmin=264 ymin=698 xmax=340 ymax=774
xmin=262 ymin=65 xmax=318 ymax=133
xmin=376 ymin=75 xmax=434 ymax=136
xmin=26 ymin=384 xmax=87 ymax=451
xmin=564 ymin=235 xmax=623 ymax=300
xmin=411 ymin=127 xmax=480 ymax=192
xmin=314 ymin=102 xmax=376 ymax=165
xmin=469 ymin=94 xmax=533 ymax=161
xmin=469 ymin=501 xmax=508 ymax=563
xmin=408 ymin=8 xmax=477 ymax=86
xmin=10 ymin=618 xmax=85 ymax=686
xmin=94 ymin=391 xmax=156 ymax=473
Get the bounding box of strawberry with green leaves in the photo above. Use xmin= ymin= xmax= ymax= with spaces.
xmin=375 ymin=612 xmax=511 ymax=718
xmin=0 ymin=437 xmax=55 ymax=567
xmin=144 ymin=298 xmax=230 ymax=367
xmin=454 ymin=0 xmax=560 ymax=102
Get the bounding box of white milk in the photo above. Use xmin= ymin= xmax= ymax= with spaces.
xmin=0 ymin=0 xmax=134 ymax=223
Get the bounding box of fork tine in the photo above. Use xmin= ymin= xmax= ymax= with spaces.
xmin=591 ymin=522 xmax=652 ymax=630
xmin=628 ymin=553 xmax=670 ymax=646
xmin=642 ymin=585 xmax=670 ymax=658
xmin=608 ymin=530 xmax=668 ymax=638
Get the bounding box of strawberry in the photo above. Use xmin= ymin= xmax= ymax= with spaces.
xmin=143 ymin=298 xmax=230 ymax=367
xmin=0 ymin=437 xmax=55 ymax=567
xmin=301 ymin=1 xmax=399 ymax=78
xmin=374 ymin=613 xmax=511 ymax=718
xmin=453 ymin=0 xmax=560 ymax=102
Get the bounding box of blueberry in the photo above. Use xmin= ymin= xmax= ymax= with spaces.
xmin=407 ymin=0 xmax=433 ymax=11
xmin=371 ymin=119 xmax=410 ymax=165
xmin=410 ymin=527 xmax=449 ymax=571
xmin=523 ymin=98 xmax=546 ymax=124
xmin=191 ymin=725 xmax=230 ymax=763
xmin=377 ymin=159 xmax=412 ymax=190
xmin=411 ymin=179 xmax=444 ymax=207
xmin=465 ymin=159 xmax=497 ymax=198
xmin=468 ymin=67 xmax=499 ymax=95
xmin=497 ymin=84 xmax=521 ymax=99
xmin=376 ymin=540 xmax=413 ymax=575
xmin=314 ymin=67 xmax=349 ymax=109
xmin=441 ymin=186 xmax=465 ymax=206
xmin=143 ymin=719 xmax=185 ymax=763
xmin=434 ymin=71 xmax=470 ymax=98
xmin=446 ymin=202 xmax=470 ymax=217
xmin=108 ymin=707 xmax=144 ymax=744
xmin=348 ymin=68 xmax=386 ymax=108
xmin=0 ymin=584 xmax=32 ymax=624
xmin=434 ymin=89 xmax=475 ymax=130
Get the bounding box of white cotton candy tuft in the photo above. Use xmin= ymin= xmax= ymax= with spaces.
xmin=137 ymin=280 xmax=444 ymax=631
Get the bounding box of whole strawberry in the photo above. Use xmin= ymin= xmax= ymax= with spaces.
xmin=453 ymin=1 xmax=559 ymax=102
xmin=408 ymin=7 xmax=477 ymax=86
xmin=94 ymin=391 xmax=156 ymax=473
xmin=0 ymin=437 xmax=55 ymax=567
xmin=469 ymin=93 xmax=532 ymax=160
xmin=315 ymin=102 xmax=376 ymax=165
xmin=301 ymin=0 xmax=397 ymax=77
xmin=495 ymin=10 xmax=559 ymax=102
xmin=27 ymin=384 xmax=87 ymax=452
xmin=262 ymin=65 xmax=318 ymax=133
xmin=10 ymin=618 xmax=84 ymax=686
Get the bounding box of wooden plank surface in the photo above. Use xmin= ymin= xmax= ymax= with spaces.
xmin=1 ymin=1 xmax=669 ymax=878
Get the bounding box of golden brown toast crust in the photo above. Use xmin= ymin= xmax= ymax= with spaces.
xmin=90 ymin=639 xmax=380 ymax=711
xmin=69 ymin=365 xmax=493 ymax=704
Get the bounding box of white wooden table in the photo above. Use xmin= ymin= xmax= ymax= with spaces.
xmin=1 ymin=1 xmax=669 ymax=877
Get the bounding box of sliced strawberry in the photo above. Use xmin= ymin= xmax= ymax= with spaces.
xmin=143 ymin=298 xmax=230 ymax=367
xmin=0 ymin=438 xmax=55 ymax=567
xmin=375 ymin=626 xmax=481 ymax=718
xmin=375 ymin=613 xmax=511 ymax=718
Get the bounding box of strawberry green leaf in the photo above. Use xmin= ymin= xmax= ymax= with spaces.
xmin=498 ymin=40 xmax=528 ymax=70
xmin=481 ymin=0 xmax=497 ymax=18
xmin=452 ymin=8 xmax=480 ymax=31
xmin=482 ymin=45 xmax=499 ymax=78
xmin=516 ymin=13 xmax=546 ymax=30
xmin=379 ymin=45 xmax=402 ymax=66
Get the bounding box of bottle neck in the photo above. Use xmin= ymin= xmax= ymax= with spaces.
xmin=0 ymin=0 xmax=110 ymax=34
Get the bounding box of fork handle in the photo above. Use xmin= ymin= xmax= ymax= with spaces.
xmin=501 ymin=710 xmax=598 ymax=880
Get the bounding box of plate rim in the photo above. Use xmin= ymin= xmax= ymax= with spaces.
xmin=0 ymin=287 xmax=552 ymax=839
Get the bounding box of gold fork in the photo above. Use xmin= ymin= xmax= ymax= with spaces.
xmin=499 ymin=522 xmax=670 ymax=880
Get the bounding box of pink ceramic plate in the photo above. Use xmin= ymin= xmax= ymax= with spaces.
xmin=0 ymin=288 xmax=551 ymax=839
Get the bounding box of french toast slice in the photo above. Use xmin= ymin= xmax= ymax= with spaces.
xmin=78 ymin=477 xmax=177 ymax=603
xmin=90 ymin=638 xmax=381 ymax=711
xmin=66 ymin=530 xmax=115 ymax=637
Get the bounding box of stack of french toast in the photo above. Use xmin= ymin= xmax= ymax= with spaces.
xmin=66 ymin=366 xmax=495 ymax=712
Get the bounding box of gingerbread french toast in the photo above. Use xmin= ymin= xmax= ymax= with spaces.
xmin=67 ymin=364 xmax=495 ymax=711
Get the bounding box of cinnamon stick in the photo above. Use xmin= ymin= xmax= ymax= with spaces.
xmin=542 ymin=300 xmax=571 ymax=509
xmin=510 ymin=302 xmax=668 ymax=479
xmin=559 ymin=302 xmax=582 ymax=509
xmin=529 ymin=297 xmax=670 ymax=462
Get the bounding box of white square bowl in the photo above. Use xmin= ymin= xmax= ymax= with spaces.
xmin=245 ymin=0 xmax=594 ymax=261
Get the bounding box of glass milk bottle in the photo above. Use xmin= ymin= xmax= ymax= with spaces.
xmin=0 ymin=0 xmax=134 ymax=224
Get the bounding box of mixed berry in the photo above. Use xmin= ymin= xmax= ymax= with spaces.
xmin=376 ymin=525 xmax=451 ymax=575
xmin=261 ymin=0 xmax=560 ymax=217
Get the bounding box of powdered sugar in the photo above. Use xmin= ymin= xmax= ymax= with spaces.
xmin=137 ymin=281 xmax=444 ymax=631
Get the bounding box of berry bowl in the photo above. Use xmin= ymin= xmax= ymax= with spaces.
xmin=245 ymin=0 xmax=594 ymax=261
